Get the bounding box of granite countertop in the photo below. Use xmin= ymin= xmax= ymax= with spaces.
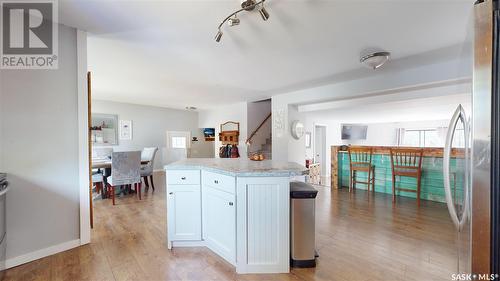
xmin=164 ymin=158 xmax=308 ymax=177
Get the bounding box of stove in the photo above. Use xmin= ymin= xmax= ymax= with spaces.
xmin=0 ymin=173 xmax=6 ymax=274
xmin=0 ymin=173 xmax=6 ymax=192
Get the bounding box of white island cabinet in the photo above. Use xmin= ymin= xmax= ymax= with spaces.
xmin=166 ymin=170 xmax=201 ymax=245
xmin=165 ymin=158 xmax=307 ymax=274
xmin=202 ymin=170 xmax=236 ymax=265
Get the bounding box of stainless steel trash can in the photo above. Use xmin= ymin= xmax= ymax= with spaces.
xmin=290 ymin=181 xmax=318 ymax=268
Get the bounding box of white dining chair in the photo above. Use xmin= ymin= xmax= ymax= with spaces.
xmin=92 ymin=172 xmax=104 ymax=196
xmin=140 ymin=147 xmax=158 ymax=192
xmin=106 ymin=151 xmax=142 ymax=205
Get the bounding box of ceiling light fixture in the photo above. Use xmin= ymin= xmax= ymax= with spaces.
xmin=360 ymin=51 xmax=391 ymax=69
xmin=215 ymin=0 xmax=270 ymax=43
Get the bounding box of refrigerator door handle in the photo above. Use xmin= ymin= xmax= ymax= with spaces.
xmin=444 ymin=104 xmax=469 ymax=231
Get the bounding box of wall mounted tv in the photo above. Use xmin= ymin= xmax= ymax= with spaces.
xmin=341 ymin=124 xmax=368 ymax=140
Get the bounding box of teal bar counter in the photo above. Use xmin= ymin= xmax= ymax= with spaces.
xmin=332 ymin=146 xmax=465 ymax=203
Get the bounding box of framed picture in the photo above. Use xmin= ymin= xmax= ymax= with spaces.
xmin=119 ymin=120 xmax=132 ymax=140
xmin=305 ymin=132 xmax=312 ymax=148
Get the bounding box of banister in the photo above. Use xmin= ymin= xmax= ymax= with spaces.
xmin=246 ymin=113 xmax=272 ymax=145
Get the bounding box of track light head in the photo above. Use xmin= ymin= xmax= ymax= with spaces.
xmin=215 ymin=30 xmax=223 ymax=42
xmin=228 ymin=17 xmax=240 ymax=26
xmin=259 ymin=6 xmax=270 ymax=21
xmin=241 ymin=0 xmax=256 ymax=11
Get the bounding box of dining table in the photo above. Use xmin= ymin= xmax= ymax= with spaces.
xmin=91 ymin=158 xmax=150 ymax=169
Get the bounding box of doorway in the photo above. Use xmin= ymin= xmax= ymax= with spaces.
xmin=165 ymin=131 xmax=191 ymax=164
xmin=314 ymin=124 xmax=327 ymax=182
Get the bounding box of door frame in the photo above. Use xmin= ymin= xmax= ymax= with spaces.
xmin=313 ymin=124 xmax=327 ymax=178
xmin=77 ymin=30 xmax=91 ymax=245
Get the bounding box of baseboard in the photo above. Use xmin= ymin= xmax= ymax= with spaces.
xmin=171 ymin=240 xmax=206 ymax=248
xmin=3 ymin=239 xmax=81 ymax=270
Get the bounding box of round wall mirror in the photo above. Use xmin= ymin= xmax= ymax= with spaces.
xmin=291 ymin=120 xmax=305 ymax=140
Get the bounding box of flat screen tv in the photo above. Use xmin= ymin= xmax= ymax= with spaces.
xmin=341 ymin=124 xmax=368 ymax=140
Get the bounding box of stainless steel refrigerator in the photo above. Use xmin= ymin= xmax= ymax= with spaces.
xmin=443 ymin=0 xmax=499 ymax=276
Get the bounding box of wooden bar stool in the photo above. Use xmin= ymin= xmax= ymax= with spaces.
xmin=390 ymin=148 xmax=424 ymax=206
xmin=347 ymin=147 xmax=375 ymax=192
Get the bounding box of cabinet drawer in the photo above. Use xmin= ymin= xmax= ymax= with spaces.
xmin=167 ymin=170 xmax=200 ymax=185
xmin=202 ymin=171 xmax=235 ymax=194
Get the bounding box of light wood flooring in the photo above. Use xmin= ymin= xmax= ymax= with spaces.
xmin=4 ymin=172 xmax=457 ymax=281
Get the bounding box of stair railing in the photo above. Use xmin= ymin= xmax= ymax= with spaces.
xmin=245 ymin=113 xmax=272 ymax=146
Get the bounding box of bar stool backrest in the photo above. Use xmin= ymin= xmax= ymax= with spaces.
xmin=348 ymin=146 xmax=373 ymax=166
xmin=390 ymin=148 xmax=424 ymax=172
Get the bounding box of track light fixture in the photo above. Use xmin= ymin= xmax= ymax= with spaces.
xmin=215 ymin=0 xmax=270 ymax=43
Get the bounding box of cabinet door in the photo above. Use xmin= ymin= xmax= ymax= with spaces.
xmin=167 ymin=185 xmax=201 ymax=242
xmin=203 ymin=185 xmax=236 ymax=265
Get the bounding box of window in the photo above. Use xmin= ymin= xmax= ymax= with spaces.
xmin=399 ymin=127 xmax=465 ymax=148
xmin=423 ymin=130 xmax=441 ymax=147
xmin=401 ymin=130 xmax=421 ymax=147
xmin=171 ymin=136 xmax=187 ymax=149
xmin=452 ymin=129 xmax=465 ymax=148
xmin=400 ymin=129 xmax=441 ymax=147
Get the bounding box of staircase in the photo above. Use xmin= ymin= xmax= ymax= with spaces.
xmin=246 ymin=113 xmax=272 ymax=160
xmin=258 ymin=136 xmax=272 ymax=160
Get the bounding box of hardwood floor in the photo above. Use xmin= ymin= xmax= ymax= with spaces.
xmin=4 ymin=172 xmax=456 ymax=281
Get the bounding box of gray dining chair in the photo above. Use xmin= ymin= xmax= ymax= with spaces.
xmin=140 ymin=147 xmax=158 ymax=192
xmin=107 ymin=151 xmax=142 ymax=205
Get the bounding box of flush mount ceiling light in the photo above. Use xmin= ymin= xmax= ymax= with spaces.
xmin=214 ymin=0 xmax=270 ymax=43
xmin=185 ymin=106 xmax=197 ymax=110
xmin=360 ymin=51 xmax=391 ymax=69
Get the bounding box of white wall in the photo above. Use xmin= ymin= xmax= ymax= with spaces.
xmin=198 ymin=102 xmax=248 ymax=158
xmin=288 ymin=105 xmax=306 ymax=165
xmin=0 ymin=25 xmax=81 ymax=261
xmin=190 ymin=129 xmax=215 ymax=158
xmin=91 ymin=100 xmax=199 ymax=169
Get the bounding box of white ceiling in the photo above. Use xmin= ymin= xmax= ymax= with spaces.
xmin=301 ymin=93 xmax=472 ymax=123
xmin=58 ymin=0 xmax=475 ymax=109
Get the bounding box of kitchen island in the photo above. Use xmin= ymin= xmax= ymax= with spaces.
xmin=164 ymin=158 xmax=308 ymax=274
